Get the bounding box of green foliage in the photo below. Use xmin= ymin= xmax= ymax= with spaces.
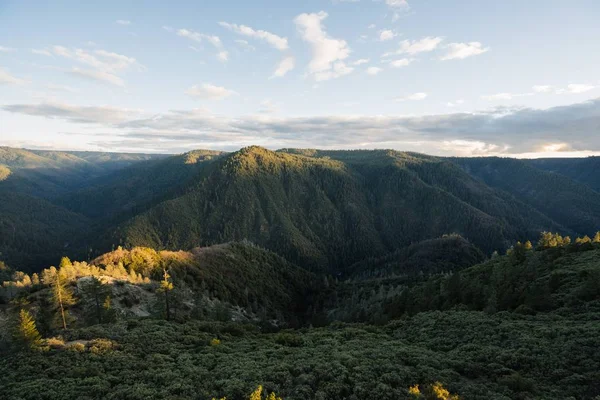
xmin=13 ymin=309 xmax=42 ymax=350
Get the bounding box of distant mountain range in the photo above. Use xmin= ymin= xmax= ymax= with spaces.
xmin=1 ymin=145 xmax=599 ymax=273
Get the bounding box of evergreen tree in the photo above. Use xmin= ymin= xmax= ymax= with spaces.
xmin=14 ymin=309 xmax=42 ymax=350
xmin=80 ymin=276 xmax=110 ymax=325
xmin=50 ymin=269 xmax=75 ymax=330
xmin=157 ymin=268 xmax=174 ymax=321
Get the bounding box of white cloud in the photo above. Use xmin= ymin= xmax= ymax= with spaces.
xmin=397 ymin=37 xmax=443 ymax=55
xmin=368 ymin=24 xmax=376 ymax=29
xmin=353 ymin=58 xmax=370 ymax=65
xmin=533 ymin=85 xmax=553 ymax=93
xmin=32 ymin=48 xmax=52 ymax=56
xmin=177 ymin=29 xmax=223 ymax=48
xmin=389 ymin=58 xmax=414 ymax=68
xmin=565 ymin=84 xmax=595 ymax=94
xmin=258 ymin=99 xmax=278 ymax=114
xmin=379 ymin=30 xmax=396 ymax=41
xmin=217 ymin=51 xmax=229 ymax=62
xmin=395 ymin=92 xmax=427 ymax=101
xmin=481 ymin=92 xmax=533 ymax=101
xmin=0 ymin=68 xmax=27 ymax=85
xmin=0 ymin=46 xmax=16 ymax=52
xmin=2 ymin=101 xmax=140 ymax=124
xmin=46 ymin=83 xmax=79 ymax=93
xmin=386 ymin=0 xmax=410 ymax=9
xmin=272 ymin=56 xmax=295 ymax=78
xmin=186 ymin=83 xmax=237 ymax=100
xmin=294 ymin=11 xmax=353 ymax=81
xmin=51 ymin=46 xmax=140 ymax=72
xmin=366 ymin=66 xmax=383 ymax=75
xmin=116 ymin=20 xmax=131 ymax=25
xmin=234 ymin=40 xmax=256 ymax=51
xmin=219 ymin=22 xmax=288 ymax=51
xmin=6 ymin=98 xmax=600 ymax=156
xmin=447 ymin=99 xmax=465 ymax=107
xmin=69 ymin=67 xmax=124 ymax=87
xmin=440 ymin=42 xmax=489 ymax=60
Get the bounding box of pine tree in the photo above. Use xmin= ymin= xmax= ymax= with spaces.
xmin=51 ymin=269 xmax=75 ymax=330
xmin=80 ymin=276 xmax=110 ymax=325
xmin=158 ymin=268 xmax=174 ymax=321
xmin=14 ymin=309 xmax=42 ymax=350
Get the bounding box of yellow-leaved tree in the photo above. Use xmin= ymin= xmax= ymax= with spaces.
xmin=409 ymin=382 xmax=459 ymax=400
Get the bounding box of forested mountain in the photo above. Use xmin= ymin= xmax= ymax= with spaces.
xmin=108 ymin=147 xmax=573 ymax=273
xmin=528 ymin=156 xmax=600 ymax=192
xmin=3 ymin=146 xmax=600 ymax=274
xmin=453 ymin=157 xmax=600 ymax=235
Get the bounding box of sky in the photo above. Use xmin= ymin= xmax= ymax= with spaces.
xmin=1 ymin=0 xmax=600 ymax=157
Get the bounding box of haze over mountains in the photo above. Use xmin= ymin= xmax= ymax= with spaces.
xmin=1 ymin=145 xmax=599 ymax=273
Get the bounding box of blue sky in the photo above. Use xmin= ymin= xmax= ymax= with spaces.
xmin=1 ymin=0 xmax=600 ymax=156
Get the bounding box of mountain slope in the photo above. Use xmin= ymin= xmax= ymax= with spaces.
xmin=452 ymin=157 xmax=600 ymax=235
xmin=528 ymin=156 xmax=600 ymax=192
xmin=0 ymin=192 xmax=91 ymax=272
xmin=110 ymin=147 xmax=568 ymax=272
xmin=0 ymin=146 xmax=166 ymax=198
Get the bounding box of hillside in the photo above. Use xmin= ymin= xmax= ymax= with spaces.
xmin=111 ymin=147 xmax=568 ymax=272
xmin=452 ymin=157 xmax=600 ymax=235
xmin=528 ymin=157 xmax=600 ymax=192
xmin=1 ymin=237 xmax=599 ymax=399
xmin=0 ymin=146 xmax=166 ymax=198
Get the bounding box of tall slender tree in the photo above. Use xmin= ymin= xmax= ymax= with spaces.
xmin=158 ymin=268 xmax=174 ymax=321
xmin=51 ymin=269 xmax=75 ymax=330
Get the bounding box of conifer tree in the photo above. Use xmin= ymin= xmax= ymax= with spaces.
xmin=158 ymin=268 xmax=174 ymax=321
xmin=14 ymin=309 xmax=42 ymax=350
xmin=51 ymin=268 xmax=75 ymax=330
xmin=80 ymin=276 xmax=110 ymax=325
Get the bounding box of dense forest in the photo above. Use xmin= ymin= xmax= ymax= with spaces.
xmin=1 ymin=146 xmax=600 ymax=399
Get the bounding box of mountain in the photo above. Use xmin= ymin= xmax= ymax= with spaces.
xmin=0 ymin=146 xmax=166 ymax=199
xmin=110 ymin=147 xmax=566 ymax=272
xmin=3 ymin=146 xmax=600 ymax=274
xmin=528 ymin=156 xmax=600 ymax=192
xmin=0 ymin=147 xmax=167 ymax=270
xmin=452 ymin=157 xmax=600 ymax=235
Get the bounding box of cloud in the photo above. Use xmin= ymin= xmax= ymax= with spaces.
xmin=447 ymin=99 xmax=465 ymax=107
xmin=116 ymin=20 xmax=131 ymax=25
xmin=389 ymin=58 xmax=414 ymax=68
xmin=0 ymin=68 xmax=27 ymax=85
xmin=272 ymin=56 xmax=295 ymax=78
xmin=258 ymin=99 xmax=279 ymax=114
xmin=385 ymin=0 xmax=410 ymax=9
xmin=481 ymin=92 xmax=535 ymax=101
xmin=219 ymin=22 xmax=288 ymax=51
xmin=217 ymin=51 xmax=229 ymax=62
xmin=396 ymin=37 xmax=443 ymax=55
xmin=68 ymin=67 xmax=125 ymax=87
xmin=46 ymin=83 xmax=79 ymax=93
xmin=395 ymin=92 xmax=427 ymax=101
xmin=0 ymin=46 xmax=16 ymax=52
xmin=186 ymin=83 xmax=237 ymax=100
xmin=379 ymin=30 xmax=396 ymax=41
xmin=31 ymin=48 xmax=53 ymax=57
xmin=5 ymin=98 xmax=600 ymax=155
xmin=1 ymin=102 xmax=139 ymax=123
xmin=533 ymin=85 xmax=553 ymax=93
xmin=440 ymin=42 xmax=489 ymax=60
xmin=565 ymin=84 xmax=596 ymax=94
xmin=234 ymin=40 xmax=256 ymax=51
xmin=177 ymin=29 xmax=222 ymax=48
xmin=366 ymin=66 xmax=383 ymax=75
xmin=353 ymin=58 xmax=370 ymax=65
xmin=294 ymin=11 xmax=353 ymax=81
